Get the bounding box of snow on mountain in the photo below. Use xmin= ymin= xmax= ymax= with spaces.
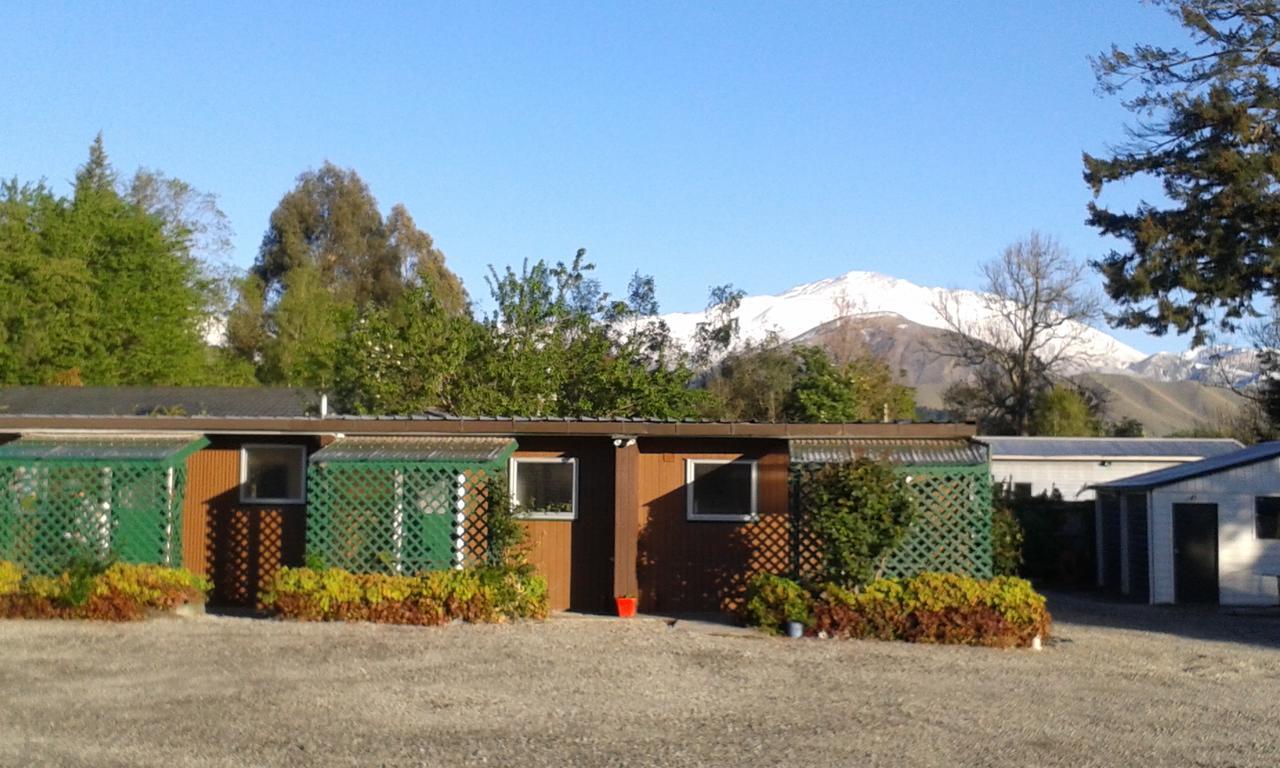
xmin=659 ymin=270 xmax=1149 ymax=370
xmin=1125 ymin=346 xmax=1259 ymax=388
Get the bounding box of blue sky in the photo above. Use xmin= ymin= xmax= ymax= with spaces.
xmin=0 ymin=1 xmax=1191 ymax=353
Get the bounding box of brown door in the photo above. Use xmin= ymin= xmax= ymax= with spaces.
xmin=1173 ymin=503 xmax=1218 ymax=604
xmin=513 ymin=439 xmax=614 ymax=613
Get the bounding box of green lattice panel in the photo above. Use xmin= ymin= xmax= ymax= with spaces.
xmin=0 ymin=462 xmax=186 ymax=576
xmin=792 ymin=463 xmax=993 ymax=581
xmin=307 ymin=462 xmax=506 ymax=574
xmin=882 ymin=466 xmax=992 ymax=579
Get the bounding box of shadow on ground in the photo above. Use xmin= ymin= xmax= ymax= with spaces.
xmin=1045 ymin=588 xmax=1280 ymax=650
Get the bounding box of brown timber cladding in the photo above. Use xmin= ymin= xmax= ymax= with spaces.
xmin=636 ymin=438 xmax=790 ymax=613
xmin=513 ymin=437 xmax=615 ymax=613
xmin=181 ymin=437 xmax=312 ymax=607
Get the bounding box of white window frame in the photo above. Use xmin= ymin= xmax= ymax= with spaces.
xmin=685 ymin=458 xmax=758 ymax=522
xmin=239 ymin=443 xmax=308 ymax=505
xmin=509 ymin=456 xmax=578 ymax=521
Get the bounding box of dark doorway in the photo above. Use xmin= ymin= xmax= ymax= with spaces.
xmin=1173 ymin=503 xmax=1218 ymax=604
xmin=1125 ymin=494 xmax=1149 ymax=602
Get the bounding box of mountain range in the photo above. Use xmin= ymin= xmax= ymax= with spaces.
xmin=658 ymin=270 xmax=1250 ymax=435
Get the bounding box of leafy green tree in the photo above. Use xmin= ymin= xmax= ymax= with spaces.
xmin=334 ymin=286 xmax=474 ymax=414
xmin=454 ymin=251 xmax=704 ymax=418
xmin=260 ymin=264 xmax=351 ymax=387
xmin=785 ymin=346 xmax=915 ymax=423
xmin=0 ymin=181 xmax=96 ymax=384
xmin=704 ymin=334 xmax=799 ymax=421
xmin=1029 ymin=386 xmax=1101 ymax=437
xmin=1086 ymin=0 xmax=1280 ymax=343
xmin=233 ymin=163 xmax=467 ymax=385
xmin=0 ymin=136 xmax=220 ymax=385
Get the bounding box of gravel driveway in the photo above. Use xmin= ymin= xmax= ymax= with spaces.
xmin=1 ymin=593 xmax=1277 ymax=768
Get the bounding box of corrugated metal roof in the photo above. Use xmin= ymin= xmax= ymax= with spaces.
xmin=0 ymin=433 xmax=207 ymax=461
xmin=978 ymin=436 xmax=1243 ymax=459
xmin=1093 ymin=441 xmax=1280 ymax=491
xmin=790 ymin=438 xmax=987 ymax=466
xmin=0 ymin=386 xmax=322 ymax=417
xmin=311 ymin=436 xmax=516 ymax=463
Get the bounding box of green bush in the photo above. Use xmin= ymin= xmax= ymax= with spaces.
xmin=261 ymin=564 xmax=549 ymax=625
xmin=991 ymin=502 xmax=1025 ymax=576
xmin=740 ymin=571 xmax=1051 ymax=648
xmin=794 ymin=459 xmax=916 ymax=586
xmin=0 ymin=561 xmax=209 ymax=621
xmin=742 ymin=572 xmax=812 ymax=634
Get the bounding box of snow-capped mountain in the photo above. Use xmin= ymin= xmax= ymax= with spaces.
xmin=660 ymin=270 xmax=1149 ymax=371
xmin=1125 ymin=346 xmax=1259 ymax=388
xmin=657 ymin=269 xmax=1261 ymax=385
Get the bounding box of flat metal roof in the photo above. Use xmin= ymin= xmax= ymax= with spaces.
xmin=1094 ymin=442 xmax=1280 ymax=491
xmin=978 ymin=436 xmax=1242 ymax=460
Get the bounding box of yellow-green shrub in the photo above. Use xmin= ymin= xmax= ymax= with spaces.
xmin=0 ymin=562 xmax=210 ymax=621
xmin=261 ymin=565 xmax=549 ymax=625
xmin=0 ymin=562 xmax=21 ymax=596
xmin=741 ymin=571 xmax=1051 ymax=648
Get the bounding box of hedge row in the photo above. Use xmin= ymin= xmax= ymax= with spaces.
xmin=0 ymin=561 xmax=209 ymax=621
xmin=261 ymin=564 xmax=549 ymax=624
xmin=742 ymin=572 xmax=1051 ymax=648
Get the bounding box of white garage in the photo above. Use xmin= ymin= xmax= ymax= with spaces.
xmin=980 ymin=436 xmax=1242 ymax=502
xmin=1093 ymin=442 xmax=1280 ymax=606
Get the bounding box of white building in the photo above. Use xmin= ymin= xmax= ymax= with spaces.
xmin=979 ymin=437 xmax=1242 ymax=502
xmin=1094 ymin=442 xmax=1280 ymax=606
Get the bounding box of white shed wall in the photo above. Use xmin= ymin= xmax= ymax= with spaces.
xmin=1148 ymin=457 xmax=1280 ymax=606
xmin=991 ymin=458 xmax=1186 ymax=501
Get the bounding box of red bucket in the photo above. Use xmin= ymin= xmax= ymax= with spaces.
xmin=615 ymin=596 xmax=638 ymax=618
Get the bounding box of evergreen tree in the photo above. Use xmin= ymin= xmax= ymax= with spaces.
xmin=0 ymin=137 xmax=217 ymax=385
xmin=1086 ymin=0 xmax=1280 ymax=343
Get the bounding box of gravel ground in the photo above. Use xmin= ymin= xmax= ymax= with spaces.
xmin=1 ymin=593 xmax=1278 ymax=768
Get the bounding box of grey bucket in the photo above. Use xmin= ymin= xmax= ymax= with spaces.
xmin=785 ymin=621 xmax=804 ymax=639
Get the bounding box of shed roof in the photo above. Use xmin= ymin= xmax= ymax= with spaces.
xmin=977 ymin=436 xmax=1242 ymax=459
xmin=1093 ymin=441 xmax=1280 ymax=491
xmin=0 ymin=386 xmax=320 ymax=418
xmin=0 ymin=433 xmax=208 ymax=462
xmin=311 ymin=436 xmax=516 ymax=464
xmin=789 ymin=438 xmax=987 ymax=466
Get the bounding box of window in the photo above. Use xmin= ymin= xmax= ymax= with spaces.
xmin=685 ymin=459 xmax=758 ymax=522
xmin=510 ymin=457 xmax=577 ymax=520
xmin=1013 ymin=482 xmax=1033 ymax=500
xmin=1256 ymin=497 xmax=1280 ymax=539
xmin=240 ymin=444 xmax=307 ymax=504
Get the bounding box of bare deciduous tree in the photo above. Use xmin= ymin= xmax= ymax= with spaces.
xmin=933 ymin=233 xmax=1100 ymax=435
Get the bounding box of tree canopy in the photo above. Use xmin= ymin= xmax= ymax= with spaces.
xmin=1086 ymin=0 xmax=1280 ymax=344
xmin=230 ymin=162 xmax=467 ymax=386
xmin=0 ymin=136 xmax=224 ymax=385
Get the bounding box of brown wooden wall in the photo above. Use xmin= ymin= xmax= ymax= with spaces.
xmin=514 ymin=437 xmax=615 ymax=613
xmin=635 ymin=438 xmax=790 ymax=613
xmin=181 ymin=437 xmax=312 ymax=608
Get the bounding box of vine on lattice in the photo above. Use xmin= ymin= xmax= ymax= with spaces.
xmin=792 ymin=464 xmax=992 ymax=582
